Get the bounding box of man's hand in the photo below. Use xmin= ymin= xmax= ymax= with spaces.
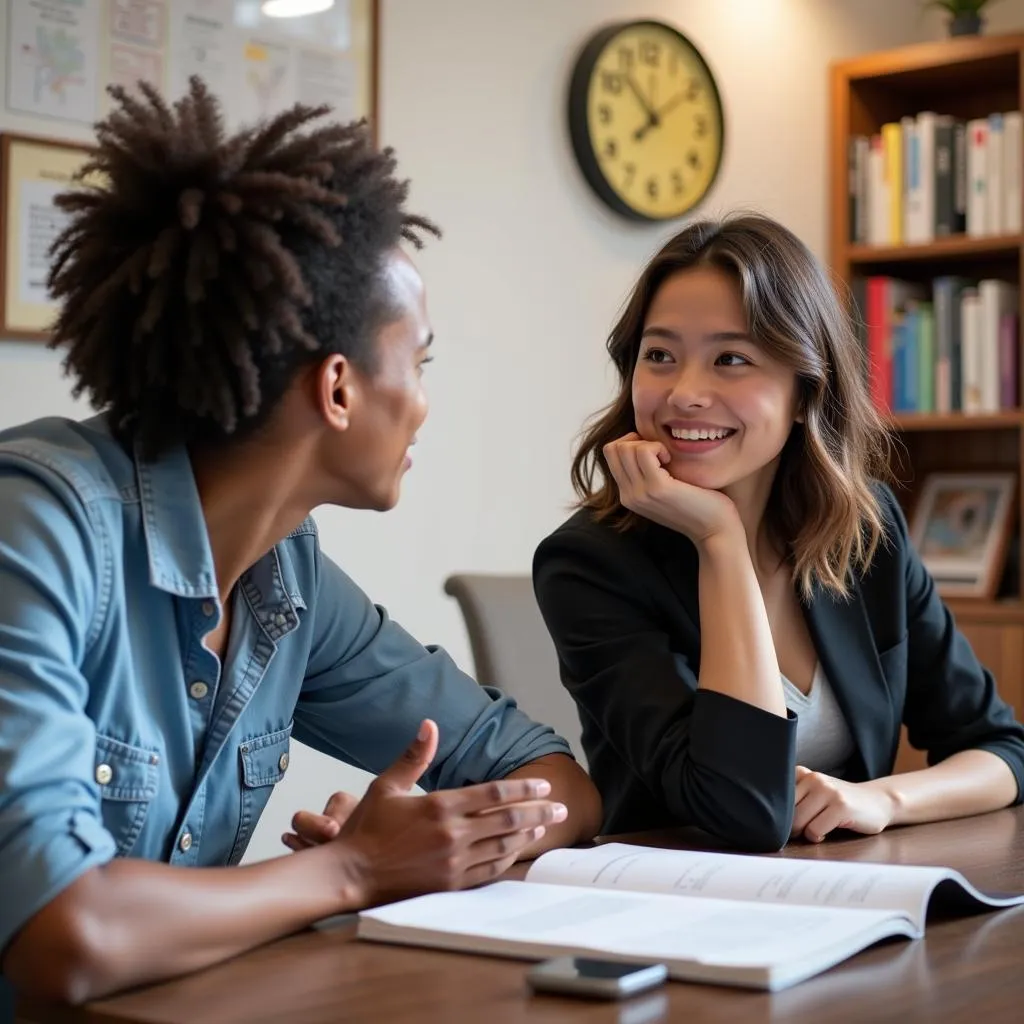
xmin=791 ymin=766 xmax=897 ymax=843
xmin=299 ymin=720 xmax=567 ymax=906
xmin=282 ymin=790 xmax=360 ymax=851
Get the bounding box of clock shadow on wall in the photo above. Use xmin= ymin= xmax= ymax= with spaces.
xmin=568 ymin=20 xmax=725 ymax=223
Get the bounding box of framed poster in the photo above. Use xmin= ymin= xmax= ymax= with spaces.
xmin=0 ymin=133 xmax=95 ymax=342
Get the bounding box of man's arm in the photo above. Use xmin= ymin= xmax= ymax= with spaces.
xmin=292 ymin=551 xmax=600 ymax=831
xmin=4 ymin=725 xmax=559 ymax=1004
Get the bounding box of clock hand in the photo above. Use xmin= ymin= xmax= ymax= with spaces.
xmin=633 ymin=88 xmax=689 ymax=141
xmin=653 ymin=89 xmax=688 ymax=120
xmin=624 ymin=72 xmax=659 ymax=130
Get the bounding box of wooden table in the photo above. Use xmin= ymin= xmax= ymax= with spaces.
xmin=19 ymin=807 xmax=1024 ymax=1024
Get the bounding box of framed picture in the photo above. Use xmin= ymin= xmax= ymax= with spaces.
xmin=0 ymin=133 xmax=95 ymax=342
xmin=909 ymin=472 xmax=1017 ymax=598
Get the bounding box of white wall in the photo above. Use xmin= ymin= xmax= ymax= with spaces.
xmin=0 ymin=1 xmax=1016 ymax=861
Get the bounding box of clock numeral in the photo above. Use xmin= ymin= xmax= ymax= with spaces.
xmin=694 ymin=114 xmax=708 ymax=138
xmin=600 ymin=70 xmax=622 ymax=94
xmin=671 ymin=170 xmax=684 ymax=195
xmin=687 ymin=150 xmax=701 ymax=170
xmin=603 ymin=138 xmax=618 ymax=160
xmin=598 ymin=103 xmax=612 ymax=125
xmin=639 ymin=40 xmax=660 ymax=67
xmin=623 ymin=162 xmax=636 ymax=188
xmin=646 ymin=176 xmax=659 ymax=200
xmin=686 ymin=78 xmax=701 ymax=101
xmin=617 ymin=46 xmax=634 ymax=70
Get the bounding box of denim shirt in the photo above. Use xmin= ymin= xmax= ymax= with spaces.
xmin=0 ymin=415 xmax=571 ymax=969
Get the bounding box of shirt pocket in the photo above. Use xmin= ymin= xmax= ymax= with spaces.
xmin=94 ymin=734 xmax=160 ymax=857
xmin=228 ymin=723 xmax=293 ymax=865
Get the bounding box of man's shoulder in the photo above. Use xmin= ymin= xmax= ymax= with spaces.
xmin=0 ymin=414 xmax=134 ymax=508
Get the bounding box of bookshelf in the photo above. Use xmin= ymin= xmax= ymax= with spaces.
xmin=830 ymin=34 xmax=1024 ymax=770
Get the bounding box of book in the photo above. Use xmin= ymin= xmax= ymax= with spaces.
xmin=357 ymin=842 xmax=1024 ymax=993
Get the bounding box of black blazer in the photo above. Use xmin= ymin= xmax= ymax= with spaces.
xmin=533 ymin=484 xmax=1024 ymax=852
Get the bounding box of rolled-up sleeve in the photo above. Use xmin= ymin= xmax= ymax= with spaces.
xmin=294 ymin=553 xmax=571 ymax=790
xmin=0 ymin=468 xmax=117 ymax=957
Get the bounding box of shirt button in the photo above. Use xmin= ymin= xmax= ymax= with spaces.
xmin=95 ymin=763 xmax=113 ymax=785
xmin=201 ymin=601 xmax=215 ymax=617
xmin=279 ymin=752 xmax=290 ymax=772
xmin=189 ymin=681 xmax=209 ymax=700
xmin=179 ymin=832 xmax=193 ymax=852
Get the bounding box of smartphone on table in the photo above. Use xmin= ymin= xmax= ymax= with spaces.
xmin=526 ymin=957 xmax=668 ymax=1000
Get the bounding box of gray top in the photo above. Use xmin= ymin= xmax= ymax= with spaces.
xmin=782 ymin=663 xmax=855 ymax=775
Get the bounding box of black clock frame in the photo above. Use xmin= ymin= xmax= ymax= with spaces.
xmin=567 ymin=20 xmax=726 ymax=222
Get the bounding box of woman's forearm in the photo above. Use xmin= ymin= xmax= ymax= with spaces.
xmin=868 ymin=749 xmax=1019 ymax=826
xmin=696 ymin=529 xmax=787 ymax=718
xmin=3 ymin=841 xmax=358 ymax=1005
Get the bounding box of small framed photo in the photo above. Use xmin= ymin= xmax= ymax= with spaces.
xmin=909 ymin=472 xmax=1017 ymax=598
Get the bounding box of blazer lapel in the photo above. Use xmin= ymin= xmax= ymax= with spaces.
xmin=804 ymin=578 xmax=894 ymax=780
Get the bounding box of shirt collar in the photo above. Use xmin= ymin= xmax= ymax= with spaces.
xmin=133 ymin=439 xmax=309 ymax=619
xmin=134 ymin=440 xmax=219 ymax=599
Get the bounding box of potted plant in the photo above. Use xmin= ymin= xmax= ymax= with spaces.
xmin=925 ymin=0 xmax=1000 ymax=36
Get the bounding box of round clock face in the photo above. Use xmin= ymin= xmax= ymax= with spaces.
xmin=568 ymin=21 xmax=724 ymax=221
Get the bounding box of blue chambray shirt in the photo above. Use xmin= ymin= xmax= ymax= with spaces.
xmin=0 ymin=415 xmax=571 ymax=978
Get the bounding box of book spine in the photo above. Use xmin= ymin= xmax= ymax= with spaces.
xmin=882 ymin=122 xmax=902 ymax=244
xmin=953 ymin=120 xmax=968 ymax=234
xmin=918 ymin=302 xmax=935 ymax=413
xmin=950 ymin=279 xmax=965 ymax=411
xmin=934 ymin=118 xmax=955 ymax=237
xmin=891 ymin=315 xmax=906 ymax=412
xmin=904 ymin=308 xmax=919 ymax=411
xmin=1000 ymin=312 xmax=1019 ymax=409
xmin=961 ymin=288 xmax=982 ymax=412
xmin=967 ymin=119 xmax=988 ymax=237
xmin=902 ymin=116 xmax=920 ymax=243
xmin=933 ymin=278 xmax=952 ymax=413
xmin=916 ymin=112 xmax=937 ymax=243
xmin=1003 ymin=111 xmax=1022 ymax=234
xmin=855 ymin=136 xmax=870 ymax=245
xmin=868 ymin=135 xmax=887 ymax=245
xmin=987 ymin=113 xmax=1005 ymax=235
xmin=866 ymin=277 xmax=890 ymax=411
xmin=848 ymin=137 xmax=858 ymax=243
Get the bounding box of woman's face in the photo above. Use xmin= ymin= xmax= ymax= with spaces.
xmin=631 ymin=266 xmax=801 ymax=502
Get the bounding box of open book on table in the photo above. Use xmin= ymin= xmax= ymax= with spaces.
xmin=357 ymin=842 xmax=1024 ymax=992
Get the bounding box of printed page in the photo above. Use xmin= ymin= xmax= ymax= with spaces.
xmin=526 ymin=843 xmax=959 ymax=930
xmin=359 ymin=880 xmax=909 ymax=988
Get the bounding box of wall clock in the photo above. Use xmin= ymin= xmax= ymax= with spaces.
xmin=568 ymin=20 xmax=725 ymax=222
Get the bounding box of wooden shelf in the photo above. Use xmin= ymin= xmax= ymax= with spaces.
xmin=947 ymin=599 xmax=1024 ymax=625
xmin=888 ymin=411 xmax=1024 ymax=432
xmin=846 ymin=235 xmax=1022 ymax=265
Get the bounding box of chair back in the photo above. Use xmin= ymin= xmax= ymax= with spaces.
xmin=443 ymin=573 xmax=585 ymax=765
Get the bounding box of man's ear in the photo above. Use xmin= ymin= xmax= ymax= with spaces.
xmin=315 ymin=354 xmax=355 ymax=432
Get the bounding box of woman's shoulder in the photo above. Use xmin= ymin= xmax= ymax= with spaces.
xmin=535 ymin=506 xmax=693 ymax=579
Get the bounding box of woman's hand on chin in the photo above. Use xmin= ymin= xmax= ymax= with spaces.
xmin=604 ymin=432 xmax=741 ymax=545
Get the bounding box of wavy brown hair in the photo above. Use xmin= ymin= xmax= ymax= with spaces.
xmin=572 ymin=213 xmax=893 ymax=600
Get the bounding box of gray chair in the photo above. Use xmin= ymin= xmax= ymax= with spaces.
xmin=443 ymin=573 xmax=586 ymax=766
